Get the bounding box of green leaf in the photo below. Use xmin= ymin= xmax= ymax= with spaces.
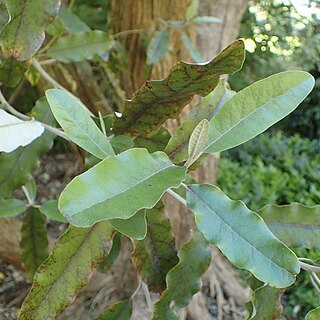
xmin=134 ymin=127 xmax=171 ymax=153
xmin=0 ymin=97 xmax=56 ymax=198
xmin=110 ymin=210 xmax=147 ymax=240
xmin=0 ymin=0 xmax=60 ymax=60
xmin=247 ymin=284 xmax=283 ymax=320
xmin=47 ymin=30 xmax=116 ymax=63
xmin=46 ymin=89 xmax=115 ymax=159
xmin=113 ymin=39 xmax=245 ymax=137
xmin=59 ymin=148 xmax=186 ymax=227
xmin=306 ymin=307 xmax=320 ymax=320
xmin=185 ymin=119 xmax=209 ymax=167
xmin=165 ymin=81 xmax=235 ymax=163
xmin=18 ymin=221 xmax=113 ymax=320
xmin=20 ymin=208 xmax=49 ymax=280
xmin=39 ymin=199 xmax=68 ymax=223
xmin=97 ymin=299 xmax=133 ymax=320
xmin=180 ymin=31 xmax=203 ymax=62
xmin=0 ymin=199 xmax=26 ymax=217
xmin=99 ymin=232 xmax=121 ymax=272
xmin=186 ymin=184 xmax=300 ymax=288
xmin=132 ymin=203 xmax=178 ymax=292
xmin=147 ymin=29 xmax=169 ymax=65
xmin=258 ymin=203 xmax=320 ymax=249
xmin=204 ymin=71 xmax=315 ymax=154
xmin=24 ymin=177 xmax=37 ymax=202
xmin=153 ymin=231 xmax=211 ymax=319
xmin=58 ymin=7 xmax=91 ymax=34
xmin=0 ymin=55 xmax=30 ymax=87
xmin=110 ymin=135 xmax=134 ymax=152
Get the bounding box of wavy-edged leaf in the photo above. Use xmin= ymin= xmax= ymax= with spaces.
xmin=46 ymin=89 xmax=115 ymax=159
xmin=39 ymin=199 xmax=67 ymax=223
xmin=20 ymin=207 xmax=49 ymax=280
xmin=165 ymin=81 xmax=235 ymax=163
xmin=0 ymin=97 xmax=55 ymax=198
xmin=110 ymin=209 xmax=147 ymax=240
xmin=97 ymin=299 xmax=133 ymax=320
xmin=204 ymin=71 xmax=315 ymax=154
xmin=0 ymin=0 xmax=60 ymax=60
xmin=47 ymin=30 xmax=115 ymax=63
xmin=153 ymin=231 xmax=211 ymax=319
xmin=18 ymin=221 xmax=113 ymax=320
xmin=59 ymin=148 xmax=186 ymax=227
xmin=0 ymin=199 xmax=26 ymax=217
xmin=186 ymin=184 xmax=300 ymax=288
xmin=113 ymin=39 xmax=245 ymax=137
xmin=258 ymin=203 xmax=320 ymax=249
xmin=132 ymin=204 xmax=178 ymax=292
xmin=247 ymin=284 xmax=284 ymax=320
xmin=181 ymin=31 xmax=203 ymax=62
xmin=147 ymin=29 xmax=169 ymax=65
xmin=99 ymin=232 xmax=121 ymax=272
xmin=134 ymin=127 xmax=171 ymax=153
xmin=0 ymin=109 xmax=44 ymax=153
xmin=306 ymin=307 xmax=320 ymax=320
xmin=185 ymin=119 xmax=209 ymax=167
xmin=0 ymin=55 xmax=30 ymax=87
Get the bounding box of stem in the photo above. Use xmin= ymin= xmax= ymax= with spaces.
xmin=22 ymin=185 xmax=34 ymax=206
xmin=166 ymin=188 xmax=187 ymax=206
xmin=32 ymin=59 xmax=68 ymax=91
xmin=131 ymin=278 xmax=142 ymax=300
xmin=142 ymin=281 xmax=153 ymax=313
xmin=32 ymin=59 xmax=95 ymax=117
xmin=0 ymin=89 xmax=70 ymax=141
xmin=299 ymin=261 xmax=320 ymax=273
xmin=113 ymin=28 xmax=145 ymax=38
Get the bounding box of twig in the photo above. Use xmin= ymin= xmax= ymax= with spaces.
xmin=113 ymin=28 xmax=145 ymax=38
xmin=166 ymin=188 xmax=187 ymax=206
xmin=31 ymin=59 xmax=68 ymax=91
xmin=142 ymin=281 xmax=153 ymax=314
xmin=0 ymin=89 xmax=70 ymax=141
xmin=32 ymin=59 xmax=95 ymax=117
xmin=300 ymin=261 xmax=320 ymax=273
xmin=22 ymin=185 xmax=34 ymax=206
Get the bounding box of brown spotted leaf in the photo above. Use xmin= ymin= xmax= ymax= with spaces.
xmin=0 ymin=0 xmax=60 ymax=61
xmin=113 ymin=39 xmax=245 ymax=137
xmin=18 ymin=222 xmax=113 ymax=320
xmin=20 ymin=208 xmax=49 ymax=280
xmin=132 ymin=203 xmax=178 ymax=293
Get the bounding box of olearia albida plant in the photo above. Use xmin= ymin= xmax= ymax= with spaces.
xmin=0 ymin=2 xmax=319 ymax=319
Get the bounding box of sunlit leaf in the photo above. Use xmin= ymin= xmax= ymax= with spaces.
xmin=186 ymin=184 xmax=300 ymax=288
xmin=59 ymin=148 xmax=186 ymax=227
xmin=0 ymin=109 xmax=44 ymax=153
xmin=306 ymin=307 xmax=320 ymax=320
xmin=46 ymin=89 xmax=115 ymax=159
xmin=205 ymin=71 xmax=315 ymax=154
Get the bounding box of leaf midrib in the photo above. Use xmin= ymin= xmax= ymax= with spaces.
xmin=67 ymin=162 xmax=179 ymax=219
xmin=187 ymin=186 xmax=296 ymax=276
xmin=204 ymin=79 xmax=308 ymax=152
